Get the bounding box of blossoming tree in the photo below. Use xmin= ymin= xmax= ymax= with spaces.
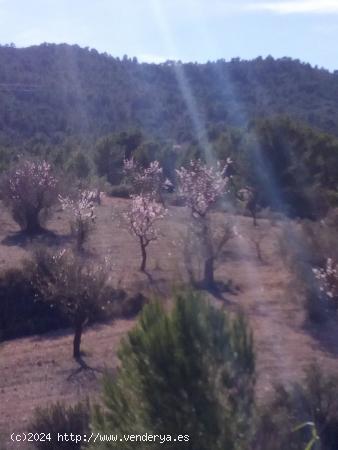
xmin=59 ymin=190 xmax=96 ymax=252
xmin=124 ymin=158 xmax=164 ymax=202
xmin=33 ymin=248 xmax=113 ymax=359
xmin=2 ymin=159 xmax=59 ymax=233
xmin=176 ymin=159 xmax=231 ymax=288
xmin=125 ymin=194 xmax=167 ymax=272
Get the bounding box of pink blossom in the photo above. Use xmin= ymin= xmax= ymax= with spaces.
xmin=124 ymin=194 xmax=167 ymax=244
xmin=7 ymin=160 xmax=58 ymax=204
xmin=59 ymin=190 xmax=96 ymax=249
xmin=3 ymin=159 xmax=59 ymax=231
xmin=176 ymin=159 xmax=229 ymax=217
xmin=59 ymin=190 xmax=96 ymax=223
xmin=124 ymin=158 xmax=163 ymax=198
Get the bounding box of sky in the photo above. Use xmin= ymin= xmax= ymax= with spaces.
xmin=0 ymin=0 xmax=337 ymax=70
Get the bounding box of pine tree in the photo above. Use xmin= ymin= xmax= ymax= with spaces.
xmin=92 ymin=289 xmax=255 ymax=450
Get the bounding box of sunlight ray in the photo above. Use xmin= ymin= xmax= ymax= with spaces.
xmin=148 ymin=0 xmax=216 ymax=165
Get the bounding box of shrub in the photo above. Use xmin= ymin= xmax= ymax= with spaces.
xmin=30 ymin=401 xmax=90 ymax=450
xmin=109 ymin=183 xmax=133 ymax=198
xmin=92 ymin=289 xmax=255 ymax=450
xmin=1 ymin=159 xmax=59 ymax=233
xmin=119 ymin=292 xmax=147 ymax=318
xmin=0 ymin=265 xmax=67 ymax=340
xmin=67 ymin=152 xmax=91 ymax=179
xmin=254 ymin=365 xmax=338 ymax=450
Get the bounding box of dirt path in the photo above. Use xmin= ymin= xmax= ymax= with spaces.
xmin=225 ymin=218 xmax=338 ymax=398
xmin=0 ymin=319 xmax=135 ymax=444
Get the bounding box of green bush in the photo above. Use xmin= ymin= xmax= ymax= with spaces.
xmin=118 ymin=292 xmax=147 ymax=318
xmin=30 ymin=401 xmax=90 ymax=450
xmin=109 ymin=183 xmax=133 ymax=198
xmin=91 ymin=289 xmax=255 ymax=450
xmin=67 ymin=152 xmax=91 ymax=179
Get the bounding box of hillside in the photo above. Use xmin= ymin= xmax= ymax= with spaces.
xmin=1 ymin=196 xmax=338 ymax=445
xmin=2 ymin=43 xmax=338 ymax=449
xmin=1 ymin=44 xmax=338 ymax=145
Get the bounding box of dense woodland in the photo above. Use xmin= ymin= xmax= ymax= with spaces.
xmin=1 ymin=43 xmax=338 ymax=142
xmin=1 ymin=44 xmax=338 ymax=218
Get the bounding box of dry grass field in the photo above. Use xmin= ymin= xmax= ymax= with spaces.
xmin=1 ymin=195 xmax=338 ymax=445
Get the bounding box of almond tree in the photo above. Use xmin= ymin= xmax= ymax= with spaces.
xmin=176 ymin=159 xmax=230 ymax=288
xmin=124 ymin=158 xmax=164 ymax=202
xmin=59 ymin=190 xmax=96 ymax=252
xmin=124 ymin=194 xmax=167 ymax=272
xmin=2 ymin=159 xmax=59 ymax=234
xmin=33 ymin=248 xmax=112 ymax=359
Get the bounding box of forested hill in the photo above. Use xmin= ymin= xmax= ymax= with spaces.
xmin=1 ymin=43 xmax=338 ymax=144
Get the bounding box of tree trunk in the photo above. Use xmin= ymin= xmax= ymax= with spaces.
xmin=25 ymin=209 xmax=42 ymax=234
xmin=140 ymin=238 xmax=147 ymax=272
xmin=250 ymin=207 xmax=257 ymax=227
xmin=75 ymin=220 xmax=86 ymax=252
xmin=247 ymin=195 xmax=258 ymax=227
xmin=73 ymin=320 xmax=83 ymax=359
xmin=204 ymin=257 xmax=215 ymax=288
xmin=201 ymin=217 xmax=215 ymax=289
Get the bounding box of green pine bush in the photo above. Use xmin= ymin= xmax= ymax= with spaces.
xmin=91 ymin=289 xmax=255 ymax=450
